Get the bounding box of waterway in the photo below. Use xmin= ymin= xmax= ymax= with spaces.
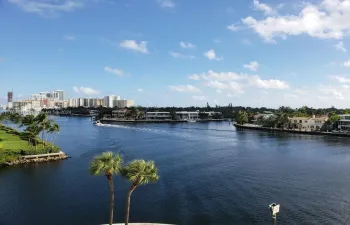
xmin=1 ymin=117 xmax=350 ymax=225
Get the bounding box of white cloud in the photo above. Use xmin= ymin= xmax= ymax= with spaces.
xmin=180 ymin=42 xmax=196 ymax=49
xmin=335 ymin=41 xmax=347 ymax=52
xmin=319 ymin=85 xmax=344 ymax=100
xmin=243 ymin=0 xmax=350 ymax=42
xmin=169 ymin=52 xmax=195 ymax=60
xmin=192 ymin=96 xmax=207 ymax=101
xmin=9 ymin=0 xmax=84 ymax=16
xmin=63 ymin=35 xmax=76 ymax=41
xmin=120 ymin=40 xmax=149 ymax=54
xmin=248 ymin=75 xmax=289 ymax=89
xmin=227 ymin=24 xmax=240 ymax=31
xmin=206 ymin=80 xmax=228 ymax=90
xmin=137 ymin=88 xmax=144 ymax=92
xmin=73 ymin=86 xmax=100 ymax=95
xmin=188 ymin=74 xmax=201 ymax=80
xmin=244 ymin=61 xmax=259 ymax=72
xmin=344 ymin=60 xmax=350 ymax=67
xmin=331 ymin=75 xmax=350 ymax=83
xmin=157 ymin=0 xmax=175 ymax=8
xmin=189 ymin=70 xmax=245 ymax=81
xmin=104 ymin=66 xmax=124 ymax=76
xmin=169 ymin=85 xmax=201 ymax=93
xmin=253 ymin=0 xmax=276 ymax=15
xmin=204 ymin=49 xmax=223 ymax=61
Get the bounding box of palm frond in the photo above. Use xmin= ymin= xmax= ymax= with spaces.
xmin=122 ymin=160 xmax=159 ymax=185
xmin=89 ymin=152 xmax=123 ymax=176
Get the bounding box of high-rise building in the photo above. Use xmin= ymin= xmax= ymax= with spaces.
xmin=54 ymin=90 xmax=64 ymax=101
xmin=115 ymin=100 xmax=135 ymax=108
xmin=104 ymin=95 xmax=121 ymax=108
xmin=7 ymin=91 xmax=13 ymax=103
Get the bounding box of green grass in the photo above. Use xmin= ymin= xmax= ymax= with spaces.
xmin=0 ymin=127 xmax=31 ymax=150
xmin=0 ymin=124 xmax=60 ymax=164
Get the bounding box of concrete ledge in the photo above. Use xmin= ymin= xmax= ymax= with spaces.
xmin=22 ymin=151 xmax=66 ymax=159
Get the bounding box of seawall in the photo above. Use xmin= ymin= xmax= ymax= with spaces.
xmin=234 ymin=124 xmax=350 ymax=137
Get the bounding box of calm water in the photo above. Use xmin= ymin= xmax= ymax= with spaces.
xmin=1 ymin=117 xmax=350 ymax=225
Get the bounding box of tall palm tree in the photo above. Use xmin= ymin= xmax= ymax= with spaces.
xmin=20 ymin=115 xmax=35 ymax=127
xmin=25 ymin=124 xmax=41 ymax=149
xmin=121 ymin=160 xmax=159 ymax=225
xmin=89 ymin=152 xmax=123 ymax=225
xmin=48 ymin=123 xmax=60 ymax=144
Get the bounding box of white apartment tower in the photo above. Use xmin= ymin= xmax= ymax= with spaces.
xmin=104 ymin=95 xmax=121 ymax=108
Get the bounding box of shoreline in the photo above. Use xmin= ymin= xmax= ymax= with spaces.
xmin=234 ymin=124 xmax=350 ymax=137
xmin=100 ymin=119 xmax=227 ymax=124
xmin=1 ymin=151 xmax=69 ymax=167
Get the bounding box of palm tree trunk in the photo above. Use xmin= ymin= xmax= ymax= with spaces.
xmin=125 ymin=184 xmax=137 ymax=225
xmin=53 ymin=133 xmax=57 ymax=145
xmin=107 ymin=175 xmax=114 ymax=225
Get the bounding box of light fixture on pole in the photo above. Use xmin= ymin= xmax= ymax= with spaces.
xmin=269 ymin=203 xmax=280 ymax=225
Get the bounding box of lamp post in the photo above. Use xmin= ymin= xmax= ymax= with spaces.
xmin=269 ymin=203 xmax=280 ymax=225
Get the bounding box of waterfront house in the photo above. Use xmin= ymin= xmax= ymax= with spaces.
xmin=289 ymin=115 xmax=328 ymax=131
xmin=338 ymin=114 xmax=350 ymax=130
xmin=252 ymin=111 xmax=275 ymax=124
xmin=201 ymin=111 xmax=223 ymax=119
xmin=176 ymin=111 xmax=199 ymax=120
xmin=146 ymin=112 xmax=171 ymax=120
xmin=112 ymin=109 xmax=128 ymax=119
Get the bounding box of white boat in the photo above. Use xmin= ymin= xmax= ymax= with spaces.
xmin=93 ymin=120 xmax=102 ymax=126
xmin=187 ymin=119 xmax=196 ymax=123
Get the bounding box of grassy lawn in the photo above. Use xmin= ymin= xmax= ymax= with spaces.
xmin=0 ymin=124 xmax=60 ymax=164
xmin=0 ymin=127 xmax=30 ymax=150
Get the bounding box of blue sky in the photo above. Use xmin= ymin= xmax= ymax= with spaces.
xmin=1 ymin=0 xmax=350 ymax=108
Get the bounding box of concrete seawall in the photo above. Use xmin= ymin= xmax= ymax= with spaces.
xmin=234 ymin=124 xmax=350 ymax=137
xmin=4 ymin=151 xmax=69 ymax=167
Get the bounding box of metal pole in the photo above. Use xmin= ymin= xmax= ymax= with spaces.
xmin=272 ymin=214 xmax=276 ymax=225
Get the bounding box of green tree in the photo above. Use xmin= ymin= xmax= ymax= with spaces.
xmin=169 ymin=110 xmax=177 ymax=120
xmin=121 ymin=160 xmax=159 ymax=225
xmin=89 ymin=152 xmax=123 ymax=225
xmin=48 ymin=123 xmax=60 ymax=144
xmin=276 ymin=113 xmax=290 ymax=129
xmin=20 ymin=115 xmax=35 ymax=127
xmin=235 ymin=110 xmax=249 ymax=125
xmin=199 ymin=113 xmax=209 ymax=120
xmin=328 ymin=114 xmax=341 ymax=124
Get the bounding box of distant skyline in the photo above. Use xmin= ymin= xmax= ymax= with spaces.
xmin=1 ymin=0 xmax=350 ymax=108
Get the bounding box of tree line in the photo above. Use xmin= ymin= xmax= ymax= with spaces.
xmin=49 ymin=104 xmax=350 ymax=120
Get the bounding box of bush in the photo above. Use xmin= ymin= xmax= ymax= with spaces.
xmin=0 ymin=149 xmax=21 ymax=164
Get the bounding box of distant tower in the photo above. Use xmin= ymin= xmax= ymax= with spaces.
xmin=7 ymin=91 xmax=13 ymax=103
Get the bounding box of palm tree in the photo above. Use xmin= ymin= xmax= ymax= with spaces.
xmin=48 ymin=123 xmax=60 ymax=144
xmin=20 ymin=115 xmax=35 ymax=127
xmin=25 ymin=124 xmax=41 ymax=149
xmin=121 ymin=160 xmax=159 ymax=225
xmin=89 ymin=152 xmax=123 ymax=225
